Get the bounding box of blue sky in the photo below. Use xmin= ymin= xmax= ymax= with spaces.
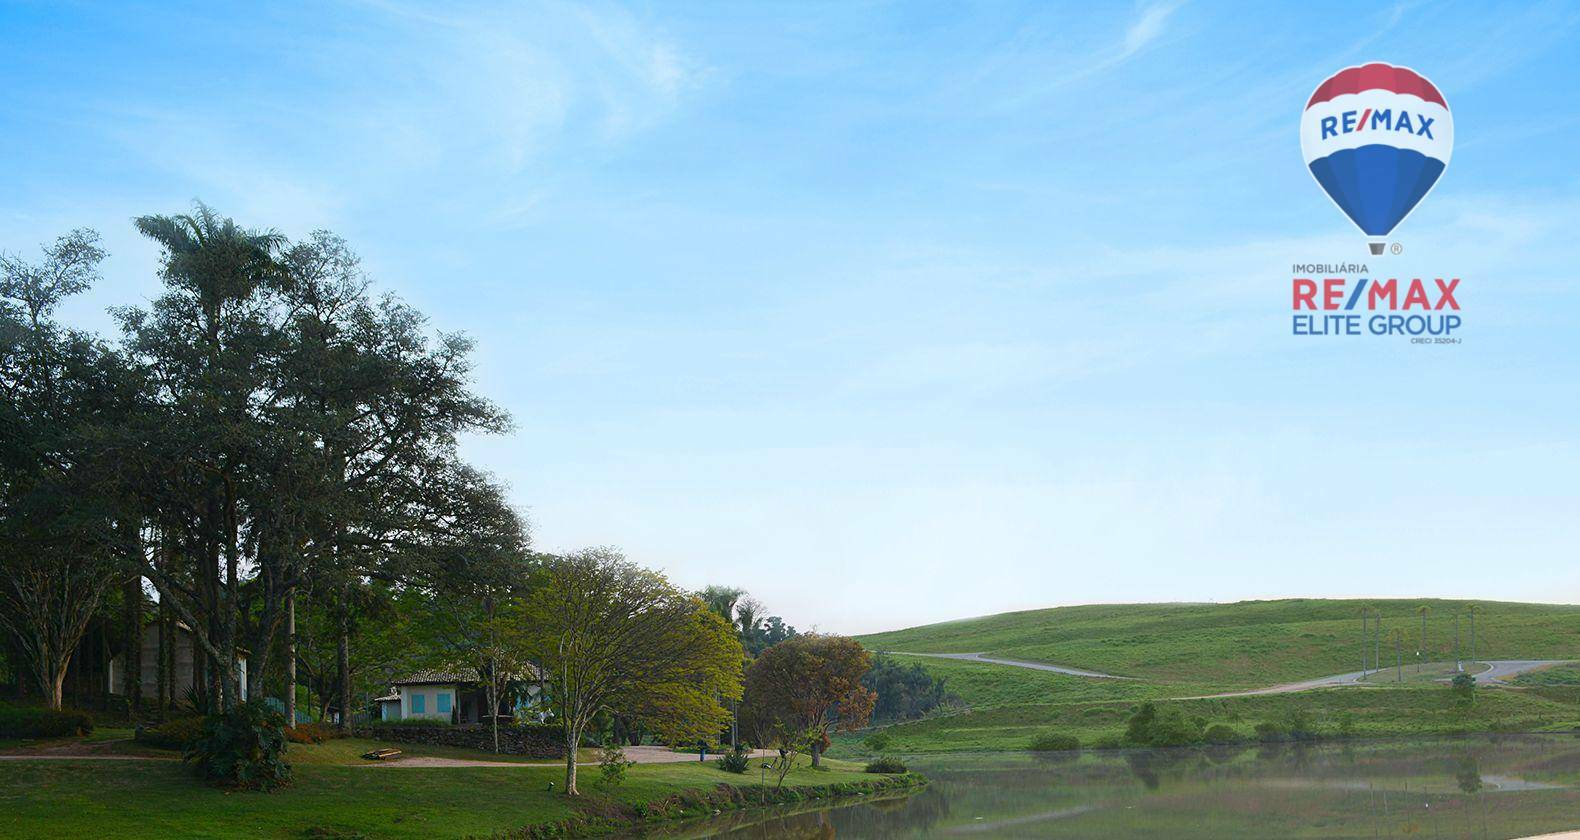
xmin=3 ymin=1 xmax=1578 ymax=633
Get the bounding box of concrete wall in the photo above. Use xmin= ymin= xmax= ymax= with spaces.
xmin=400 ymin=685 xmax=456 ymax=721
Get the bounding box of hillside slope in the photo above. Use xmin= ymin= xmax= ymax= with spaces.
xmin=857 ymin=598 xmax=1580 ymax=690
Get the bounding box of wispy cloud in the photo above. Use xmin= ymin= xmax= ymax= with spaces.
xmin=955 ymin=2 xmax=1186 ymax=111
xmin=1120 ymin=2 xmax=1180 ymax=59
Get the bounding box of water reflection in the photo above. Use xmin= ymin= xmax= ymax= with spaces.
xmin=632 ymin=735 xmax=1580 ymax=838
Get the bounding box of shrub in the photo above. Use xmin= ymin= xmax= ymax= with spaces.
xmin=863 ymin=731 xmax=892 ymax=753
xmin=1203 ymin=724 xmax=1242 ymax=744
xmin=1125 ymin=703 xmax=1202 ymax=747
xmin=1452 ymin=672 xmax=1476 ymax=698
xmin=0 ymin=706 xmax=94 ymax=739
xmin=1253 ymin=720 xmax=1288 ymax=743
xmin=368 ymin=717 xmax=451 ymax=727
xmin=714 ymin=746 xmax=752 ymax=774
xmin=865 ymin=756 xmax=908 ymax=773
xmin=1028 ymin=732 xmax=1080 ymax=752
xmin=283 ymin=722 xmax=342 ymax=745
xmin=1089 ymin=733 xmax=1124 ymax=750
xmin=1281 ymin=707 xmax=1317 ymax=741
xmin=184 ymin=702 xmax=291 ymax=791
xmin=135 ymin=716 xmax=205 ymax=750
xmin=596 ymin=741 xmax=634 ymax=787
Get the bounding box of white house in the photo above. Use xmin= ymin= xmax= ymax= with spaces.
xmin=377 ymin=667 xmax=547 ymax=724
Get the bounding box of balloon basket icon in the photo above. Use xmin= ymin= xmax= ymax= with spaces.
xmin=1369 ymin=242 xmax=1386 ymax=256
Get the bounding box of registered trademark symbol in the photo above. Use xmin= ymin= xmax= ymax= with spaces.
xmin=1390 ymin=242 xmax=1403 ymax=255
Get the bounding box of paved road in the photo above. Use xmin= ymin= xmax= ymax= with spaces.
xmin=1473 ymin=660 xmax=1572 ymax=684
xmin=885 ymin=652 xmax=1572 ymax=698
xmin=1187 ymin=659 xmax=1575 ymax=699
xmin=884 ymin=651 xmax=1129 ymax=679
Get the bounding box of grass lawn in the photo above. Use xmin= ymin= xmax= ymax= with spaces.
xmin=0 ymin=742 xmax=885 ymax=839
xmin=283 ymin=737 xmax=579 ymax=766
xmin=857 ymin=598 xmax=1580 ymax=689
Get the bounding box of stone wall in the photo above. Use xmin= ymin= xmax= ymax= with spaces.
xmin=360 ymin=723 xmax=564 ymax=757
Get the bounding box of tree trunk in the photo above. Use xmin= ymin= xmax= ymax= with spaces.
xmin=564 ymin=724 xmax=580 ymax=795
xmin=810 ymin=738 xmax=822 ymax=768
xmin=46 ymin=665 xmax=66 ymax=711
xmin=490 ymin=682 xmax=500 ymax=753
xmin=157 ymin=603 xmax=171 ymax=719
xmin=122 ymin=574 xmax=143 ymax=716
xmin=337 ymin=585 xmax=352 ymax=734
xmin=221 ymin=484 xmax=241 ymax=710
xmin=1360 ymin=613 xmax=1367 ymax=675
xmin=1470 ymin=615 xmax=1477 ymax=665
xmin=285 ymin=589 xmax=296 ymax=729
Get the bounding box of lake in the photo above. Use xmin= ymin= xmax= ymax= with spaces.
xmin=632 ymin=735 xmax=1580 ymax=838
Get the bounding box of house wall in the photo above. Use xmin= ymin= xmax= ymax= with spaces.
xmin=400 ymin=685 xmax=456 ymax=720
xmin=106 ymin=625 xmax=247 ymax=703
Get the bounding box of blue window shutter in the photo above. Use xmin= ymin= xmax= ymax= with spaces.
xmin=412 ymin=693 xmax=425 ymax=714
xmin=437 ymin=692 xmax=451 ymax=714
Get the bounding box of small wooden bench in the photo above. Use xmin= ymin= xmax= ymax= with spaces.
xmin=362 ymin=748 xmax=403 ymax=761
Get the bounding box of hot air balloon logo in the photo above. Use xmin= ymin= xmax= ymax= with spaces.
xmin=1300 ymin=63 xmax=1453 ymax=255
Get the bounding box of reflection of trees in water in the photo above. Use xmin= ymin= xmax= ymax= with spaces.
xmin=1454 ymin=753 xmax=1483 ymax=794
xmin=1124 ymin=748 xmax=1214 ymax=791
xmin=692 ymin=788 xmax=948 ymax=839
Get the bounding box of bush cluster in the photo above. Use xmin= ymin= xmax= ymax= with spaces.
xmin=184 ymin=702 xmax=292 ymax=791
xmin=283 ymin=722 xmax=343 ymax=744
xmin=1028 ymin=732 xmax=1080 ymax=752
xmin=368 ymin=717 xmax=452 ymax=728
xmin=0 ymin=706 xmax=94 ymax=739
xmin=1124 ymin=703 xmax=1203 ymax=747
xmin=864 ymin=756 xmax=908 ymax=773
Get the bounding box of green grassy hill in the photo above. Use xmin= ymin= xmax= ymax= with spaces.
xmin=847 ymin=599 xmax=1580 ymax=753
xmin=858 ymin=598 xmax=1580 ymax=689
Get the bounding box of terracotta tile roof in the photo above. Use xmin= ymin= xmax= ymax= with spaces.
xmin=392 ymin=669 xmax=477 ymax=685
xmin=392 ymin=665 xmax=545 ymax=686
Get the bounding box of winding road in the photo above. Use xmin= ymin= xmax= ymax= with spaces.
xmin=888 ymin=652 xmax=1573 ymax=697
xmin=885 ymin=651 xmax=1129 ymax=679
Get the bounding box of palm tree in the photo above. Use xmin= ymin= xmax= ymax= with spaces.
xmin=701 ymin=585 xmax=746 ymax=625
xmin=1455 ymin=612 xmax=1463 ymax=672
xmin=1416 ymin=605 xmax=1431 ymax=674
xmin=1467 ymin=603 xmax=1480 ymax=669
xmin=1360 ymin=607 xmax=1371 ymax=676
xmin=1373 ymin=610 xmax=1382 ymax=681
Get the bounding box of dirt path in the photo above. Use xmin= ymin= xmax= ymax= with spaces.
xmin=0 ymin=737 xmax=175 ymax=761
xmin=885 ymin=651 xmax=1129 ymax=679
xmin=363 ymin=745 xmax=778 ymax=769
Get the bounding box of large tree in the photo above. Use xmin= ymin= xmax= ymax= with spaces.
xmin=524 ymin=548 xmax=742 ymax=795
xmin=741 ymin=634 xmax=876 ymax=768
xmin=115 ymin=208 xmax=518 ymax=722
xmin=0 ymin=230 xmax=136 ymax=709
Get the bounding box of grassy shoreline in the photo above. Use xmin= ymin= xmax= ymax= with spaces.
xmin=0 ymin=740 xmax=923 ymax=839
